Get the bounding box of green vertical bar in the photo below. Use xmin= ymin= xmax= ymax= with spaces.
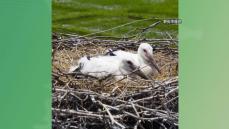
xmin=0 ymin=1 xmax=51 ymax=129
xmin=180 ymin=0 xmax=229 ymax=129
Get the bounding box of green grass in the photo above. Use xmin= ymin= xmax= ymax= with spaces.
xmin=52 ymin=0 xmax=178 ymax=38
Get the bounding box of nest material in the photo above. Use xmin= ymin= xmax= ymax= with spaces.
xmin=52 ymin=33 xmax=178 ymax=129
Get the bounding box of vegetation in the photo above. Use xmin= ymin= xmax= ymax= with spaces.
xmin=52 ymin=0 xmax=178 ymax=37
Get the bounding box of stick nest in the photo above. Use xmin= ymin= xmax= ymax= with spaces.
xmin=52 ymin=33 xmax=178 ymax=129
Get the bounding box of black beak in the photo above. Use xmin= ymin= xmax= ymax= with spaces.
xmin=146 ymin=54 xmax=161 ymax=74
xmin=133 ymin=68 xmax=150 ymax=80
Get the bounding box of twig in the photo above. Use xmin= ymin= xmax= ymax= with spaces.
xmin=98 ymin=101 xmax=126 ymax=129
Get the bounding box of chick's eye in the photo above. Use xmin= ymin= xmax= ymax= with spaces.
xmin=126 ymin=61 xmax=133 ymax=65
xmin=143 ymin=49 xmax=147 ymax=53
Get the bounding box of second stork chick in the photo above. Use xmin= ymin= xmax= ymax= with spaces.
xmin=106 ymin=43 xmax=161 ymax=78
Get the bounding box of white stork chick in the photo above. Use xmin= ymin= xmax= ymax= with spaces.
xmin=106 ymin=43 xmax=161 ymax=78
xmin=69 ymin=56 xmax=149 ymax=80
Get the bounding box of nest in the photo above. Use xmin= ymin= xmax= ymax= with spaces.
xmin=52 ymin=33 xmax=178 ymax=129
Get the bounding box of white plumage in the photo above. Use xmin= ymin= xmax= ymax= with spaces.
xmin=107 ymin=43 xmax=161 ymax=77
xmin=69 ymin=55 xmax=148 ymax=80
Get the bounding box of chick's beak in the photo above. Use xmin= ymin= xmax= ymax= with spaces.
xmin=145 ymin=53 xmax=161 ymax=74
xmin=133 ymin=68 xmax=150 ymax=80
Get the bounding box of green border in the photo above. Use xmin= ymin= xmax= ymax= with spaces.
xmin=0 ymin=1 xmax=51 ymax=129
xmin=180 ymin=0 xmax=229 ymax=129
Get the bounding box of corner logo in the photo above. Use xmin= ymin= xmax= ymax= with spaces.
xmin=163 ymin=19 xmax=182 ymax=24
